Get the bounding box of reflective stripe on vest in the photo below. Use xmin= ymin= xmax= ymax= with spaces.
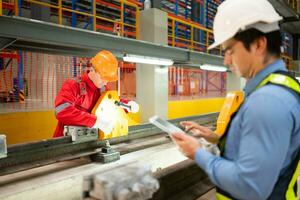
xmin=55 ymin=102 xmax=71 ymax=116
xmin=216 ymin=193 xmax=233 ymax=200
xmin=217 ymin=73 xmax=300 ymax=200
xmin=257 ymin=73 xmax=300 ymax=94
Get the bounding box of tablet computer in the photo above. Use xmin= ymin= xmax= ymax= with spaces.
xmin=149 ymin=115 xmax=185 ymax=135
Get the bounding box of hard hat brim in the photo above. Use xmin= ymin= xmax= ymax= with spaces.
xmin=208 ymin=42 xmax=220 ymax=50
xmin=102 ymin=75 xmax=118 ymax=82
xmin=208 ymin=20 xmax=282 ymax=51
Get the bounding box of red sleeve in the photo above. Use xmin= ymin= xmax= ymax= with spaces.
xmin=55 ymin=80 xmax=96 ymax=127
xmin=119 ymin=98 xmax=129 ymax=104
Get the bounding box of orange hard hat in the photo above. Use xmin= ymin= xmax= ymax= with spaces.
xmin=90 ymin=50 xmax=118 ymax=82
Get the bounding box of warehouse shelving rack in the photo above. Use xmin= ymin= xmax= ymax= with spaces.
xmin=162 ymin=0 xmax=224 ymax=96
xmin=286 ymin=0 xmax=299 ymax=13
xmin=0 ymin=0 xmax=142 ymax=102
xmin=3 ymin=0 xmax=141 ymax=39
xmin=162 ymin=0 xmax=215 ymax=54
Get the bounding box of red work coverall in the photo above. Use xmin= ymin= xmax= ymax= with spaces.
xmin=53 ymin=73 xmax=103 ymax=137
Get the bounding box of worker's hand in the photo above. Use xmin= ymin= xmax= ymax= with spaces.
xmin=180 ymin=121 xmax=220 ymax=144
xmin=119 ymin=99 xmax=140 ymax=113
xmin=171 ymin=132 xmax=201 ymax=160
xmin=93 ymin=117 xmax=115 ymax=135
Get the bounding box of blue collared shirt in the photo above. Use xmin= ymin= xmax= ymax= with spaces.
xmin=195 ymin=59 xmax=300 ymax=200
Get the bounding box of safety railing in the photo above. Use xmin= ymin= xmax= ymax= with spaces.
xmin=0 ymin=0 xmax=140 ymax=39
xmin=0 ymin=0 xmax=16 ymax=16
xmin=168 ymin=13 xmax=222 ymax=55
xmin=282 ymin=54 xmax=294 ymax=70
xmin=287 ymin=0 xmax=299 ymax=13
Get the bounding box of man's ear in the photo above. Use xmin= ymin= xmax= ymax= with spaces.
xmin=253 ymin=36 xmax=267 ymax=56
xmin=89 ymin=67 xmax=95 ymax=73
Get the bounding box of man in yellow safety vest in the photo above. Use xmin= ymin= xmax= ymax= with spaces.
xmin=171 ymin=0 xmax=300 ymax=199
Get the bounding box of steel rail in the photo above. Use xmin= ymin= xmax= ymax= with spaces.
xmin=0 ymin=113 xmax=218 ymax=175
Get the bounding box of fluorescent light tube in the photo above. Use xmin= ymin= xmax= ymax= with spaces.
xmin=123 ymin=54 xmax=174 ymax=66
xmin=200 ymin=64 xmax=227 ymax=72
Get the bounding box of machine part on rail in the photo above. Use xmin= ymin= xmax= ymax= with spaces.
xmin=90 ymin=140 xmax=120 ymax=163
xmin=64 ymin=126 xmax=99 ymax=143
xmin=0 ymin=134 xmax=7 ymax=159
xmin=85 ymin=162 xmax=159 ymax=200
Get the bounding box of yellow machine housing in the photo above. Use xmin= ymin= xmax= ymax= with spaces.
xmin=91 ymin=90 xmax=138 ymax=140
xmin=215 ymin=91 xmax=244 ymax=136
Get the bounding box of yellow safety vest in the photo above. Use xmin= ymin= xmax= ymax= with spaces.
xmin=217 ymin=72 xmax=300 ymax=200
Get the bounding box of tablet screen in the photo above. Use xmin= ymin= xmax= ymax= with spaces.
xmin=149 ymin=115 xmax=185 ymax=135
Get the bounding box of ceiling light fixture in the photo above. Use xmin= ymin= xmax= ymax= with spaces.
xmin=200 ymin=64 xmax=227 ymax=72
xmin=123 ymin=54 xmax=174 ymax=66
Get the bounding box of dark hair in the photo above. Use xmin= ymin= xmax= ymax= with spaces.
xmin=234 ymin=28 xmax=281 ymax=57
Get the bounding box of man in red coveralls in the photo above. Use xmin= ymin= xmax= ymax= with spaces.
xmin=53 ymin=50 xmax=118 ymax=138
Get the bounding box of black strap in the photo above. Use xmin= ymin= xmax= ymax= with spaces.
xmin=216 ymin=187 xmax=238 ymax=199
xmin=267 ymin=149 xmax=300 ymax=200
xmin=218 ymin=111 xmax=239 ymax=156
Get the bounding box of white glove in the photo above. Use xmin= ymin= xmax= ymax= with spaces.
xmin=127 ymin=101 xmax=139 ymax=113
xmin=93 ymin=117 xmax=115 ymax=135
xmin=93 ymin=100 xmax=118 ymax=134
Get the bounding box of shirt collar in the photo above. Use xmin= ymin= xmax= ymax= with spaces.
xmin=244 ymin=59 xmax=286 ymax=96
xmin=82 ymin=73 xmax=98 ymax=91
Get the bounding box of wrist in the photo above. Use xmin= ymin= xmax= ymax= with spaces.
xmin=92 ymin=116 xmax=99 ymax=128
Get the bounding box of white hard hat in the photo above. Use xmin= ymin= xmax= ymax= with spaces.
xmin=208 ymin=0 xmax=282 ymax=50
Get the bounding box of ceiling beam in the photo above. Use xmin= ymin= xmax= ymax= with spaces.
xmin=0 ymin=16 xmax=223 ymax=66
